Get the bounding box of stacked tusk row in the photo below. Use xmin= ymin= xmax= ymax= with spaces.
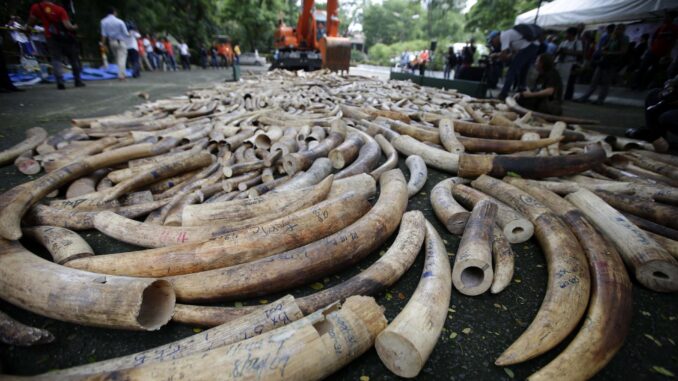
xmin=0 ymin=69 xmax=675 ymax=380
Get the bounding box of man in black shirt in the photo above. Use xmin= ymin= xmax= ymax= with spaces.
xmin=516 ymin=53 xmax=563 ymax=115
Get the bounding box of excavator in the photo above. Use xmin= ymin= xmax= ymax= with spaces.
xmin=272 ymin=0 xmax=352 ymax=72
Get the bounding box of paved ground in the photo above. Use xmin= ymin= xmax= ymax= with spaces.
xmin=0 ymin=69 xmax=676 ymax=380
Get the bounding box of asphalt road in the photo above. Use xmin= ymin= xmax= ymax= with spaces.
xmin=0 ymin=68 xmax=674 ymax=380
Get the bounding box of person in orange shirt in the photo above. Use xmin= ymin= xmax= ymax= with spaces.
xmin=163 ymin=37 xmax=176 ymax=71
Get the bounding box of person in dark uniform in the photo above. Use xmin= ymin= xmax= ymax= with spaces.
xmin=626 ymin=76 xmax=678 ymax=142
xmin=27 ymin=0 xmax=84 ymax=90
xmin=516 ymin=53 xmax=563 ymax=115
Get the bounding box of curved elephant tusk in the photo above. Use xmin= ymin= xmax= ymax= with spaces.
xmin=505 ymin=178 xmax=633 ymax=381
xmin=595 ymin=190 xmax=678 ymax=230
xmin=566 ymin=189 xmax=678 ymax=292
xmin=439 ymin=119 xmax=464 ymax=153
xmin=458 ymin=144 xmax=606 ymax=178
xmin=405 ymin=155 xmax=427 ymax=198
xmin=471 ymin=175 xmax=591 ymax=365
xmin=370 ymin=134 xmax=399 ymax=181
xmin=645 ymin=231 xmax=678 ymax=260
xmin=430 ymin=178 xmax=471 ymax=235
xmin=0 ymin=309 xmax=54 ymax=346
xmin=166 ymin=169 xmax=408 ymax=302
xmin=0 ymin=127 xmax=47 ymax=166
xmin=491 ymin=226 xmax=515 ymax=294
xmin=326 ymin=173 xmax=377 ymax=199
xmin=329 ymin=133 xmax=364 ymax=169
xmin=0 ymin=138 xmax=179 ymax=240
xmin=102 ymin=152 xmax=214 ymax=202
xmin=75 ymin=296 xmax=386 ymax=381
xmin=335 ymin=130 xmax=381 ymax=179
xmin=282 ymin=128 xmax=344 ymax=175
xmin=0 ymin=239 xmax=175 ymax=330
xmin=376 ymin=220 xmax=452 ymax=378
xmin=457 ymin=136 xmax=563 ymax=154
xmin=452 ymin=199 xmax=496 ymax=296
xmin=23 ymin=226 xmax=94 ymax=264
xmin=623 ymin=212 xmax=678 ymax=241
xmin=275 ymin=158 xmax=333 ymax=191
xmin=66 ymin=169 xmax=110 ymax=199
xmin=182 ymin=175 xmax=333 ymax=226
xmin=505 ymin=95 xmax=599 ymax=124
xmin=448 ymin=119 xmax=524 ymax=140
xmin=387 ymin=120 xmax=440 ymax=144
xmin=451 ymin=184 xmax=533 ymax=243
xmin=69 ymin=190 xmax=372 ymax=277
xmin=24 ymin=200 xmax=168 ymax=231
xmin=391 ymin=135 xmax=459 ymax=173
xmin=170 ymin=210 xmax=425 ymax=327
xmin=42 ymin=295 xmax=303 ymax=377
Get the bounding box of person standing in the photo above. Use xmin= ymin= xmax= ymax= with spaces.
xmin=163 ymin=38 xmax=177 ymax=71
xmin=576 ymin=24 xmax=629 ymax=105
xmin=28 ymin=0 xmax=84 ymax=90
xmin=555 ymin=27 xmax=583 ymax=100
xmin=124 ymin=24 xmax=140 ymax=78
xmin=443 ymin=46 xmax=457 ymax=80
xmin=100 ymin=7 xmax=129 ymax=80
xmin=138 ymin=34 xmax=152 ymax=71
xmin=143 ymin=35 xmax=156 ymax=70
xmin=490 ymin=24 xmax=541 ymax=99
xmin=233 ymin=42 xmax=241 ymax=65
xmin=199 ymin=45 xmax=208 ymax=69
xmin=633 ymin=12 xmax=678 ymax=90
xmin=179 ymin=40 xmax=190 ymax=70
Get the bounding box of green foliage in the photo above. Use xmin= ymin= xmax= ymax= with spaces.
xmin=350 ymin=48 xmax=367 ymax=63
xmin=217 ymin=0 xmax=290 ymax=53
xmin=465 ymin=0 xmax=539 ymax=33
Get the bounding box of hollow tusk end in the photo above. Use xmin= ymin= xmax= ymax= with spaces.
xmin=636 ymin=260 xmax=678 ymax=293
xmin=375 ymin=331 xmax=424 ymax=378
xmin=136 ymin=279 xmax=176 ymax=331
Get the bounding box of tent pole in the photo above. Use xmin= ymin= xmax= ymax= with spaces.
xmin=534 ymin=0 xmax=544 ymax=24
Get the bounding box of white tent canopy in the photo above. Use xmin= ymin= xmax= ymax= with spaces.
xmin=515 ymin=0 xmax=677 ymax=29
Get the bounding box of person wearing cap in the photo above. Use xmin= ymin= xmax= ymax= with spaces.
xmin=489 ymin=24 xmax=541 ymax=99
xmin=100 ymin=7 xmax=129 ymax=80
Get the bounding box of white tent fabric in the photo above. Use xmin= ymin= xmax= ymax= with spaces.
xmin=515 ymin=0 xmax=678 ymax=28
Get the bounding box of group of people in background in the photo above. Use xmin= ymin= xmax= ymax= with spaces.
xmin=1 ymin=1 xmax=243 ymax=91
xmin=399 ymin=50 xmax=430 ymax=76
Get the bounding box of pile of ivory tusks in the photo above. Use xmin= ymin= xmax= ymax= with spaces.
xmin=0 ymin=69 xmax=676 ymax=379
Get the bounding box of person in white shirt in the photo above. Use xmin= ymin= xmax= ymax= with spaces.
xmin=142 ymin=36 xmax=157 ymax=69
xmin=124 ymin=26 xmax=141 ymax=78
xmin=556 ymin=27 xmax=583 ymax=100
xmin=179 ymin=41 xmax=190 ymax=70
xmin=100 ymin=7 xmax=129 ymax=79
xmin=490 ymin=24 xmax=541 ymax=99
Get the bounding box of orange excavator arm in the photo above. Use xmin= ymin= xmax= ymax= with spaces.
xmin=326 ymin=0 xmax=340 ymax=37
xmin=296 ymin=0 xmax=315 ymax=49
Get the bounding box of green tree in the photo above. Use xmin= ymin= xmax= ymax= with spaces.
xmin=465 ymin=0 xmax=539 ymax=32
xmin=362 ymin=0 xmax=425 ymax=47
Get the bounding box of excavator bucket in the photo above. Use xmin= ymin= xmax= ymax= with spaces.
xmin=321 ymin=36 xmax=352 ymax=73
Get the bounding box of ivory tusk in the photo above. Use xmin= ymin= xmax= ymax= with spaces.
xmin=326 ymin=173 xmax=377 ymax=199
xmin=392 ymin=135 xmax=459 ymax=173
xmin=622 ymin=152 xmax=678 ymax=180
xmin=439 ymin=119 xmax=464 ymax=153
xmin=457 ymin=135 xmax=563 ymax=154
xmin=452 ymin=199 xmax=496 ymax=296
xmin=387 ymin=120 xmax=440 ymax=144
xmin=623 ymin=212 xmax=678 ymax=241
xmin=70 ymin=190 xmax=371 ymax=276
xmin=23 ymin=225 xmax=93 ymax=264
xmin=24 ymin=200 xmax=168 ymax=231
xmin=0 ymin=139 xmax=178 ymax=240
xmin=14 ymin=150 xmax=42 ymax=175
xmin=405 ymin=155 xmax=427 ymax=197
xmin=0 ymin=309 xmax=54 ymax=346
xmin=0 ymin=239 xmax=175 ymax=330
xmin=376 ymin=220 xmax=452 ymax=378
xmin=629 ymin=149 xmax=678 ymax=167
xmin=504 ymin=178 xmax=633 ymax=381
xmin=448 ymin=119 xmax=524 ymax=140
xmin=222 ymin=159 xmax=265 ymax=178
xmin=646 ymin=231 xmax=678 ymax=260
xmin=471 ymin=175 xmax=590 ymax=365
xmin=458 ymin=144 xmax=606 ymax=178
xmin=0 ymin=127 xmax=47 ymax=166
xmin=430 ymin=178 xmax=470 ymax=235
xmin=66 ymin=169 xmax=109 ymax=199
xmin=76 ymin=296 xmax=386 ymax=381
xmin=42 ymin=295 xmax=303 ymax=377
xmin=505 ymin=95 xmax=598 ymax=124
xmin=566 ymin=189 xmax=678 ymax=292
xmin=370 ymin=134 xmax=399 ymax=180
xmin=282 ymin=128 xmax=344 ymax=175
xmin=491 ymin=226 xmax=515 ymax=294
xmin=275 ymin=158 xmax=333 ymax=191
xmin=166 ymin=169 xmax=408 ymax=302
xmin=335 ymin=130 xmax=381 ymax=179
xmin=451 ymin=184 xmax=533 ymax=243
xmin=182 ymin=175 xmax=332 ymax=226
xmin=595 ymin=190 xmax=678 ymax=230
xmin=547 ymin=121 xmax=566 ymax=156
xmin=253 ymin=126 xmax=283 ymax=149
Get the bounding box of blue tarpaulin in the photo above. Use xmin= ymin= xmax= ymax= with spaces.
xmin=10 ymin=64 xmax=133 ymax=86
